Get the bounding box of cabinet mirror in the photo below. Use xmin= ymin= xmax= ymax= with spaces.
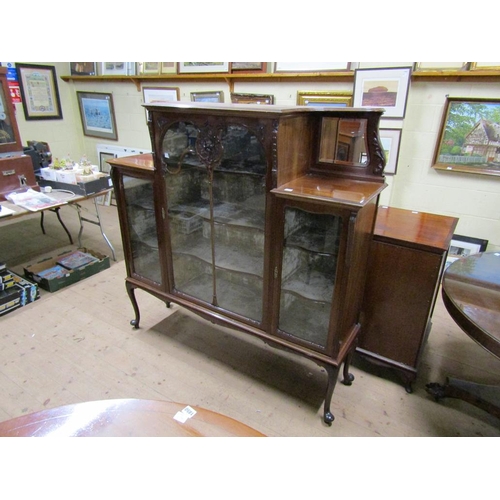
xmin=318 ymin=118 xmax=368 ymax=166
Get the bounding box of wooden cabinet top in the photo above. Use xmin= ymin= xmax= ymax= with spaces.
xmin=374 ymin=206 xmax=458 ymax=252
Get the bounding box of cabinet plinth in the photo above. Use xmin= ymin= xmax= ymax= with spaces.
xmin=109 ymin=102 xmax=387 ymax=425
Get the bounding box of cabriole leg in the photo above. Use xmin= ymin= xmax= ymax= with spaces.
xmin=323 ymin=364 xmax=340 ymax=425
xmin=126 ymin=283 xmax=140 ymax=329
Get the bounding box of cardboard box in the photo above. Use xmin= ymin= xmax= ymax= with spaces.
xmin=24 ymin=248 xmax=110 ymax=292
xmin=38 ymin=173 xmax=112 ymax=196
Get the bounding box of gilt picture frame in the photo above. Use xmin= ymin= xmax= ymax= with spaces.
xmin=297 ymin=91 xmax=352 ymax=107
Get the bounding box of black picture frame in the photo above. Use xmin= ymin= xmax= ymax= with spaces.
xmin=15 ymin=63 xmax=63 ymax=120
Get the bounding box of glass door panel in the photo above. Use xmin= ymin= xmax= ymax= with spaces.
xmin=279 ymin=207 xmax=342 ymax=348
xmin=123 ymin=175 xmax=162 ymax=284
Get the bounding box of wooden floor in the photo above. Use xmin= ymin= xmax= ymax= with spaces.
xmin=1 ymin=199 xmax=499 ymax=436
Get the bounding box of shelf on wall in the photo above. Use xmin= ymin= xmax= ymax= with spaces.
xmin=60 ymin=70 xmax=500 ymax=92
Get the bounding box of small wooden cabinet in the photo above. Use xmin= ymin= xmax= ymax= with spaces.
xmin=358 ymin=206 xmax=458 ymax=392
xmin=110 ymin=102 xmax=387 ymax=424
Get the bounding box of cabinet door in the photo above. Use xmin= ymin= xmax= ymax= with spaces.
xmin=162 ymin=120 xmax=267 ymax=323
xmin=276 ymin=203 xmax=344 ymax=352
xmin=122 ymin=174 xmax=163 ymax=286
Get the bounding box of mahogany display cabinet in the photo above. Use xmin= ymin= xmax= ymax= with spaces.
xmin=109 ymin=102 xmax=387 ymax=424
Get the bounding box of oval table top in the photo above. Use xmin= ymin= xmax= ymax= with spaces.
xmin=442 ymin=252 xmax=500 ymax=358
xmin=0 ymin=399 xmax=265 ymax=437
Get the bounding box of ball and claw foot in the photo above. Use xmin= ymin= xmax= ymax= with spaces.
xmin=324 ymin=411 xmax=335 ymax=426
xmin=130 ymin=319 xmax=139 ymax=329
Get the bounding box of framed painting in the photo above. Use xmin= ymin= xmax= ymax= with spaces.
xmin=100 ymin=62 xmax=135 ymax=76
xmin=15 ymin=63 xmax=63 ymax=120
xmin=70 ymin=62 xmax=96 ymax=76
xmin=190 ymin=91 xmax=224 ymax=103
xmin=137 ymin=62 xmax=160 ymax=75
xmin=469 ymin=62 xmax=500 ymax=70
xmin=142 ymin=86 xmax=179 ymax=104
xmin=432 ymin=97 xmax=500 ymax=177
xmin=379 ymin=129 xmax=402 ymax=175
xmin=297 ymin=91 xmax=352 ymax=107
xmin=274 ymin=62 xmax=350 ymax=72
xmin=414 ymin=62 xmax=468 ymax=71
xmin=179 ymin=62 xmax=229 ymax=74
xmin=77 ymin=91 xmax=118 ymax=140
xmin=161 ymin=62 xmax=177 ymax=74
xmin=230 ymin=62 xmax=266 ymax=72
xmin=230 ymin=93 xmax=274 ymax=104
xmin=353 ymin=66 xmax=412 ymax=118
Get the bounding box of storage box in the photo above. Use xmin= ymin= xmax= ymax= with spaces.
xmin=38 ymin=173 xmax=112 ymax=196
xmin=24 ymin=248 xmax=110 ymax=292
xmin=0 ymin=270 xmax=39 ymax=315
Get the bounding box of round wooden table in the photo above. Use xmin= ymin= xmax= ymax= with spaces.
xmin=426 ymin=252 xmax=500 ymax=418
xmin=0 ymin=399 xmax=266 ymax=437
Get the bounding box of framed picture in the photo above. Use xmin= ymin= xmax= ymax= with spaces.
xmin=230 ymin=93 xmax=274 ymax=104
xmin=414 ymin=62 xmax=468 ymax=71
xmin=161 ymin=62 xmax=177 ymax=74
xmin=379 ymin=129 xmax=402 ymax=175
xmin=353 ymin=66 xmax=412 ymax=118
xmin=469 ymin=62 xmax=500 ymax=70
xmin=274 ymin=62 xmax=350 ymax=72
xmin=15 ymin=63 xmax=63 ymax=120
xmin=137 ymin=62 xmax=160 ymax=75
xmin=70 ymin=62 xmax=96 ymax=76
xmin=142 ymin=86 xmax=179 ymax=121
xmin=77 ymin=91 xmax=118 ymax=140
xmin=100 ymin=62 xmax=135 ymax=76
xmin=230 ymin=62 xmax=266 ymax=72
xmin=98 ymin=151 xmax=115 ymax=174
xmin=143 ymin=86 xmax=179 ymax=104
xmin=446 ymin=234 xmax=489 ymax=269
xmin=179 ymin=62 xmax=229 ymax=74
xmin=432 ymin=97 xmax=500 ymax=177
xmin=297 ymin=91 xmax=352 ymax=107
xmin=190 ymin=91 xmax=224 ymax=103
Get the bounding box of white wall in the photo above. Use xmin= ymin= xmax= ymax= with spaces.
xmin=11 ymin=62 xmax=500 ymax=249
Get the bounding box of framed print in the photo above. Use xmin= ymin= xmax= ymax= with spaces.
xmin=161 ymin=62 xmax=177 ymax=74
xmin=77 ymin=91 xmax=118 ymax=140
xmin=142 ymin=86 xmax=179 ymax=121
xmin=15 ymin=63 xmax=63 ymax=120
xmin=432 ymin=97 xmax=500 ymax=177
xmin=190 ymin=91 xmax=224 ymax=103
xmin=446 ymin=234 xmax=489 ymax=269
xmin=142 ymin=86 xmax=179 ymax=104
xmin=353 ymin=66 xmax=412 ymax=118
xmin=414 ymin=62 xmax=468 ymax=71
xmin=230 ymin=62 xmax=265 ymax=72
xmin=470 ymin=62 xmax=500 ymax=70
xmin=297 ymin=91 xmax=352 ymax=107
xmin=379 ymin=129 xmax=402 ymax=175
xmin=179 ymin=62 xmax=229 ymax=74
xmin=230 ymin=93 xmax=274 ymax=104
xmin=274 ymin=62 xmax=350 ymax=72
xmin=100 ymin=62 xmax=135 ymax=76
xmin=98 ymin=151 xmax=115 ymax=174
xmin=137 ymin=62 xmax=160 ymax=75
xmin=70 ymin=62 xmax=96 ymax=76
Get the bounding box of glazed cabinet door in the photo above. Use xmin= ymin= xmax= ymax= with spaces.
xmin=160 ymin=118 xmax=269 ymax=325
xmin=273 ymin=199 xmax=347 ymax=354
xmin=115 ymin=171 xmax=164 ymax=289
